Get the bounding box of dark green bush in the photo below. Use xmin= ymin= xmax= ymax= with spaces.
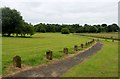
xmin=61 ymin=28 xmax=70 ymax=34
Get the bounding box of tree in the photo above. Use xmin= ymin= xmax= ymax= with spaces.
xmin=101 ymin=24 xmax=107 ymax=32
xmin=89 ymin=26 xmax=98 ymax=33
xmin=40 ymin=27 xmax=46 ymax=33
xmin=76 ymin=27 xmax=84 ymax=33
xmin=2 ymin=7 xmax=35 ymax=37
xmin=22 ymin=22 xmax=35 ymax=36
xmin=27 ymin=23 xmax=35 ymax=36
xmin=15 ymin=20 xmax=24 ymax=36
xmin=111 ymin=23 xmax=119 ymax=32
xmin=69 ymin=28 xmax=75 ymax=33
xmin=2 ymin=7 xmax=23 ymax=36
xmin=34 ymin=22 xmax=119 ymax=33
xmin=83 ymin=24 xmax=91 ymax=32
xmin=61 ymin=28 xmax=70 ymax=34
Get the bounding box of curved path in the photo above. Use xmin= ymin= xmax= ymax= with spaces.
xmin=2 ymin=41 xmax=103 ymax=78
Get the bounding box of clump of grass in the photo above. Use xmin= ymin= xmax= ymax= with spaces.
xmin=53 ymin=52 xmax=65 ymax=59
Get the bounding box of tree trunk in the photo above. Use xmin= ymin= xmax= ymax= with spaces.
xmin=24 ymin=34 xmax=25 ymax=37
xmin=8 ymin=33 xmax=11 ymax=37
xmin=16 ymin=34 xmax=18 ymax=37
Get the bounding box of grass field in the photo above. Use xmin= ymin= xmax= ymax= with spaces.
xmin=2 ymin=33 xmax=91 ymax=74
xmin=77 ymin=32 xmax=119 ymax=40
xmin=2 ymin=33 xmax=118 ymax=76
xmin=63 ymin=39 xmax=118 ymax=77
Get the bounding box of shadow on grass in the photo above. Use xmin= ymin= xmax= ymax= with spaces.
xmin=2 ymin=35 xmax=32 ymax=38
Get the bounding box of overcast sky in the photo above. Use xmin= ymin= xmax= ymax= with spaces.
xmin=0 ymin=0 xmax=119 ymax=25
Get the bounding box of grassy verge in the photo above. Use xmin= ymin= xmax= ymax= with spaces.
xmin=62 ymin=39 xmax=118 ymax=77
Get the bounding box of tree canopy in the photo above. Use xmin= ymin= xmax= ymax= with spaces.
xmin=34 ymin=23 xmax=119 ymax=33
xmin=61 ymin=28 xmax=70 ymax=34
xmin=2 ymin=7 xmax=35 ymax=37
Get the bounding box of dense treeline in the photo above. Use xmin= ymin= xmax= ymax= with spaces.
xmin=2 ymin=7 xmax=35 ymax=37
xmin=1 ymin=7 xmax=120 ymax=36
xmin=34 ymin=23 xmax=119 ymax=33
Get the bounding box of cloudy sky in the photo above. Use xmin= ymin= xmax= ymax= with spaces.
xmin=0 ymin=0 xmax=119 ymax=25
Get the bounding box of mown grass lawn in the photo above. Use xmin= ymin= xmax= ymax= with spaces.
xmin=62 ymin=39 xmax=118 ymax=77
xmin=2 ymin=33 xmax=91 ymax=74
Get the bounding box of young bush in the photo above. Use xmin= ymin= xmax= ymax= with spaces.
xmin=61 ymin=28 xmax=70 ymax=34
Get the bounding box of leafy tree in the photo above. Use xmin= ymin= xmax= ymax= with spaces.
xmin=54 ymin=24 xmax=61 ymax=32
xmin=2 ymin=7 xmax=23 ymax=36
xmin=34 ymin=23 xmax=119 ymax=33
xmin=107 ymin=24 xmax=119 ymax=32
xmin=76 ymin=27 xmax=84 ymax=33
xmin=22 ymin=22 xmax=35 ymax=36
xmin=69 ymin=28 xmax=75 ymax=33
xmin=15 ymin=20 xmax=24 ymax=36
xmin=2 ymin=7 xmax=35 ymax=37
xmin=111 ymin=23 xmax=119 ymax=32
xmin=40 ymin=27 xmax=46 ymax=33
xmin=101 ymin=24 xmax=107 ymax=32
xmin=89 ymin=26 xmax=98 ymax=33
xmin=83 ymin=24 xmax=90 ymax=32
xmin=61 ymin=28 xmax=70 ymax=34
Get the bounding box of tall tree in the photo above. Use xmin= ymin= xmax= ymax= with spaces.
xmin=2 ymin=7 xmax=23 ymax=36
xmin=89 ymin=26 xmax=98 ymax=33
xmin=101 ymin=24 xmax=107 ymax=32
xmin=107 ymin=23 xmax=119 ymax=32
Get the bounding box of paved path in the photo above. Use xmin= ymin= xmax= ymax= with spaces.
xmin=2 ymin=42 xmax=103 ymax=78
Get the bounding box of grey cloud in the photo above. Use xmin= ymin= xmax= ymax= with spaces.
xmin=0 ymin=0 xmax=118 ymax=25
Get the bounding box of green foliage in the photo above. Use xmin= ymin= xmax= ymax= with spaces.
xmin=76 ymin=27 xmax=84 ymax=33
xmin=34 ymin=23 xmax=57 ymax=33
xmin=22 ymin=22 xmax=35 ymax=36
xmin=89 ymin=26 xmax=98 ymax=33
xmin=2 ymin=7 xmax=119 ymax=35
xmin=69 ymin=28 xmax=75 ymax=33
xmin=61 ymin=28 xmax=70 ymax=34
xmin=2 ymin=7 xmax=23 ymax=36
xmin=40 ymin=27 xmax=46 ymax=33
xmin=107 ymin=24 xmax=119 ymax=32
xmin=1 ymin=7 xmax=35 ymax=37
xmin=34 ymin=23 xmax=119 ymax=33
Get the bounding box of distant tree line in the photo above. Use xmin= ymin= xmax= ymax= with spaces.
xmin=2 ymin=7 xmax=35 ymax=37
xmin=34 ymin=23 xmax=119 ymax=33
xmin=1 ymin=7 xmax=120 ymax=36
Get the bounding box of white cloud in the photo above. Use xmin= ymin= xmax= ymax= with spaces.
xmin=0 ymin=0 xmax=119 ymax=25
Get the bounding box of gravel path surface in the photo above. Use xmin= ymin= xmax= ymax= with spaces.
xmin=2 ymin=42 xmax=103 ymax=78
